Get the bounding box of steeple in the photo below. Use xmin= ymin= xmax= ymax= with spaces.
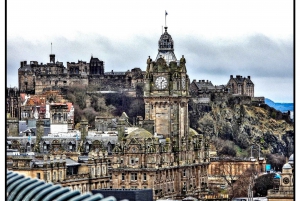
xmin=155 ymin=27 xmax=177 ymax=64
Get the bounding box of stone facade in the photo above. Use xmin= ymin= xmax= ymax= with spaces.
xmin=267 ymin=155 xmax=294 ymax=201
xmin=106 ymin=27 xmax=211 ymax=200
xmin=7 ymin=153 xmax=110 ymax=194
xmin=227 ymin=75 xmax=254 ymax=97
xmin=208 ymin=157 xmax=266 ymax=187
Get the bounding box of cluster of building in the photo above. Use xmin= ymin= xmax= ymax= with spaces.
xmin=6 ymin=25 xmax=293 ymax=200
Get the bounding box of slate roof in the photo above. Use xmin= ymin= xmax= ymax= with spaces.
xmin=32 ymin=157 xmax=81 ymax=167
xmin=231 ymin=76 xmax=253 ymax=84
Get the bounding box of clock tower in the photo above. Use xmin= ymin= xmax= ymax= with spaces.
xmin=144 ymin=27 xmax=190 ymax=160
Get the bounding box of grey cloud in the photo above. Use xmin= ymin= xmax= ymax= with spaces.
xmin=175 ymin=34 xmax=293 ymax=82
xmin=6 ymin=33 xmax=293 ymax=102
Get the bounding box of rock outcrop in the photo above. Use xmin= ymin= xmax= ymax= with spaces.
xmin=189 ymin=96 xmax=294 ymax=157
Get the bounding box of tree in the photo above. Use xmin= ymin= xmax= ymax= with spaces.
xmin=232 ymin=167 xmax=257 ymax=198
xmin=197 ymin=114 xmax=215 ymax=136
xmin=215 ymin=160 xmax=257 ymax=199
xmin=266 ymin=153 xmax=286 ymax=171
xmin=218 ymin=146 xmax=236 ymax=157
xmin=127 ymin=98 xmax=145 ymax=121
xmin=253 ymin=173 xmax=277 ymax=197
xmin=82 ymin=107 xmax=99 ymax=129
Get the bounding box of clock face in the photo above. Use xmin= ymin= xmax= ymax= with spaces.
xmin=283 ymin=177 xmax=290 ymax=184
xmin=155 ymin=76 xmax=168 ymax=89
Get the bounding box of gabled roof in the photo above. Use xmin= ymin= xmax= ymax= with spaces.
xmin=230 ymin=76 xmax=253 ymax=85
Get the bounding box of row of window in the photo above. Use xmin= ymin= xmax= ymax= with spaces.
xmin=118 ymin=173 xmax=147 ymax=181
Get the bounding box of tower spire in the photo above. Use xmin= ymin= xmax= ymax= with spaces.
xmin=51 ymin=42 xmax=52 ymax=54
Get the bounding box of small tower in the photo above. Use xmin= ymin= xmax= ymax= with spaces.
xmin=80 ymin=117 xmax=89 ymax=141
xmin=50 ymin=54 xmax=55 ymax=63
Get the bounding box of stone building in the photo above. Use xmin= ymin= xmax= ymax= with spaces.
xmin=207 ymin=157 xmax=266 ymax=189
xmin=189 ymin=79 xmax=228 ymax=100
xmin=107 ymin=26 xmax=210 ymax=201
xmin=6 ymin=87 xmax=21 ymax=136
xmin=267 ymin=154 xmax=294 ymax=201
xmin=18 ymin=53 xmax=145 ymax=95
xmin=7 ymin=152 xmax=110 ymax=194
xmin=227 ymin=75 xmax=254 ymax=97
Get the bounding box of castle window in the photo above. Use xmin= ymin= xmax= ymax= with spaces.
xmin=131 ymin=173 xmax=137 ymax=181
xmin=143 ymin=173 xmax=147 ymax=181
xmin=183 ymin=169 xmax=186 ymax=177
xmin=47 ymin=172 xmax=50 ymax=181
xmin=97 ymin=167 xmax=100 ymax=175
xmin=122 ymin=173 xmax=125 ymax=181
xmin=36 ymin=173 xmax=40 ymax=179
xmin=58 ymin=113 xmax=62 ymax=121
xmin=91 ymin=167 xmax=94 ymax=176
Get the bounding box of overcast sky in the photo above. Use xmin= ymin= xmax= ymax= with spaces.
xmin=6 ymin=0 xmax=294 ymax=103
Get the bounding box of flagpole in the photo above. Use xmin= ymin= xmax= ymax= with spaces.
xmin=165 ymin=10 xmax=166 ymax=27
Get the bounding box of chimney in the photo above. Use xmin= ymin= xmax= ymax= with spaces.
xmin=230 ymin=75 xmax=233 ymax=79
xmin=20 ymin=61 xmax=24 ymax=67
xmin=248 ymin=76 xmax=251 ymax=79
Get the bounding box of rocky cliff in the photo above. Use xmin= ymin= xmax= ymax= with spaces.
xmin=189 ymin=96 xmax=294 ymax=157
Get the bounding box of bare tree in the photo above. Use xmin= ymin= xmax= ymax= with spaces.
xmin=215 ymin=159 xmax=257 ymax=199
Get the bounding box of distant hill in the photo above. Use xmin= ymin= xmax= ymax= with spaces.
xmin=265 ymin=98 xmax=294 ymax=113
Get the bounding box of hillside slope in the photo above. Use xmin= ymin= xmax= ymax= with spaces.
xmin=189 ymin=97 xmax=294 ymax=157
